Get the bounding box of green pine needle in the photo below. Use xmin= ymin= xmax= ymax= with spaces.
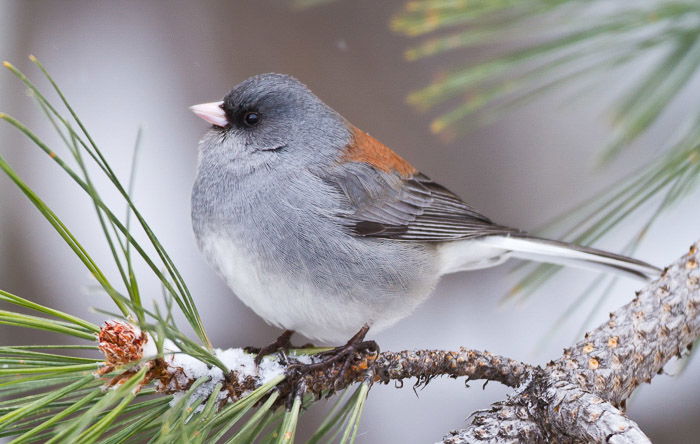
xmin=274 ymin=395 xmax=302 ymax=444
xmin=339 ymin=382 xmax=370 ymax=444
xmin=396 ymin=1 xmax=700 ymax=157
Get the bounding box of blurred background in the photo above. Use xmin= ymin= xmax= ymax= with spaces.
xmin=0 ymin=0 xmax=698 ymax=442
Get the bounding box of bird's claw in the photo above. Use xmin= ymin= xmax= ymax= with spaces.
xmin=285 ymin=324 xmax=379 ymax=391
xmin=248 ymin=330 xmax=317 ymax=366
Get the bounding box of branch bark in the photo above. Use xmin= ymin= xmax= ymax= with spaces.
xmin=441 ymin=242 xmax=700 ymax=443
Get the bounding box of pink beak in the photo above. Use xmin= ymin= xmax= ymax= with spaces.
xmin=190 ymin=101 xmax=228 ymax=127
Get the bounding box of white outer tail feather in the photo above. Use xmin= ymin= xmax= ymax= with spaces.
xmin=479 ymin=235 xmax=660 ymax=281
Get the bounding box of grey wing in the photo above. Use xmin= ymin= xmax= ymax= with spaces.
xmin=321 ymin=163 xmax=521 ymax=241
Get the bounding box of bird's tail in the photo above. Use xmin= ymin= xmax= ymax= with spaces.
xmin=480 ymin=234 xmax=660 ymax=281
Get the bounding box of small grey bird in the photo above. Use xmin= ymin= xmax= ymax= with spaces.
xmin=190 ymin=73 xmax=659 ymax=345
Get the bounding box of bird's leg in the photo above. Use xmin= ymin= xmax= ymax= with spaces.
xmin=246 ymin=330 xmax=294 ymax=365
xmin=247 ymin=330 xmax=317 ymax=365
xmin=286 ymin=324 xmax=379 ymax=387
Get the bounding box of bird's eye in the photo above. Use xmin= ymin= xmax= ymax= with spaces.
xmin=243 ymin=111 xmax=261 ymax=127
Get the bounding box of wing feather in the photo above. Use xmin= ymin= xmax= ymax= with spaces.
xmin=320 ymin=162 xmax=519 ymax=241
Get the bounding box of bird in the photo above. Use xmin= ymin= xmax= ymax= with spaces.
xmin=190 ymin=73 xmax=659 ymax=353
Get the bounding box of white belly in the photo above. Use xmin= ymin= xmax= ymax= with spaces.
xmin=198 ymin=233 xmax=394 ymax=342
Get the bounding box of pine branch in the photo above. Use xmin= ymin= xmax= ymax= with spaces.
xmin=89 ymin=241 xmax=700 ymax=442
xmin=441 ymin=242 xmax=700 ymax=443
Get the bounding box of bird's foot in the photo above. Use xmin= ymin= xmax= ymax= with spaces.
xmin=285 ymin=324 xmax=379 ymax=391
xmin=246 ymin=330 xmax=316 ymax=366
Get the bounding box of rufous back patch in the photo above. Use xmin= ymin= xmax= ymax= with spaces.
xmin=342 ymin=126 xmax=418 ymax=177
